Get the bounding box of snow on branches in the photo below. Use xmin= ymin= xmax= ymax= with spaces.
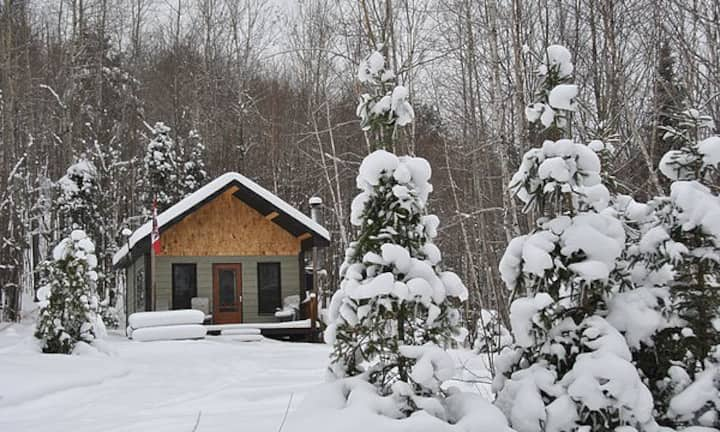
xmin=35 ymin=230 xmax=103 ymax=354
xmin=356 ymin=50 xmax=415 ymax=146
xmin=56 ymin=157 xmax=101 ymax=231
xmin=494 ymin=44 xmax=660 ymax=432
xmin=627 ymin=107 xmax=720 ymax=427
xmin=139 ymin=122 xmax=209 ymax=212
xmin=525 ymin=45 xmax=578 ymax=132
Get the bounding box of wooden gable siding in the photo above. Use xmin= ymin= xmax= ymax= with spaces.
xmin=159 ymin=187 xmax=302 ymax=256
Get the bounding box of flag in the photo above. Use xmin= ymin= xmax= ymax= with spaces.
xmin=151 ymin=198 xmax=161 ymax=255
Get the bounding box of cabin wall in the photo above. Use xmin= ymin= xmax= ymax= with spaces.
xmin=160 ymin=187 xmax=302 ymax=256
xmin=154 ymin=255 xmax=301 ymax=323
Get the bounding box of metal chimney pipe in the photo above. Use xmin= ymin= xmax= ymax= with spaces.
xmin=308 ymin=196 xmax=323 ymax=335
xmin=309 ymin=196 xmax=322 ymax=223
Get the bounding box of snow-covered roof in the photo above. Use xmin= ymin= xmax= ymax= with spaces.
xmin=113 ymin=172 xmax=330 ymax=266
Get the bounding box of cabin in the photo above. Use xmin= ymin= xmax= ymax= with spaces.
xmin=112 ymin=172 xmax=330 ymax=339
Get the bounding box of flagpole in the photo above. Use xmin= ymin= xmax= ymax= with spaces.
xmin=151 ymin=234 xmax=156 ymax=311
xmin=150 ymin=197 xmax=158 ymax=311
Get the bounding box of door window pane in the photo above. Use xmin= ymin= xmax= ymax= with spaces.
xmin=219 ymin=269 xmax=237 ymax=309
xmin=172 ymin=264 xmax=197 ymax=310
xmin=258 ymin=263 xmax=281 ymax=314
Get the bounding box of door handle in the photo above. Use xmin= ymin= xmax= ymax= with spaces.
xmin=238 ymin=295 xmax=242 ymax=302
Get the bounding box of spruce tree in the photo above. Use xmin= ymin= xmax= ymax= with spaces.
xmin=56 ymin=156 xmax=101 ymax=233
xmin=653 ymin=40 xmax=684 ymax=166
xmin=35 ymin=230 xmax=100 ymax=354
xmin=495 ymin=45 xmax=656 ymax=431
xmin=180 ymin=129 xmax=208 ymax=194
xmin=632 ymin=109 xmax=720 ymax=427
xmin=139 ymin=122 xmax=182 ymax=212
xmin=325 ymin=50 xmax=468 ymax=414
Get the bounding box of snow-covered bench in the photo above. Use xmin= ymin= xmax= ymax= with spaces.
xmin=127 ymin=310 xmax=207 ymax=342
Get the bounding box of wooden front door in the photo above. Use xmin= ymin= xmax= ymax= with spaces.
xmin=213 ymin=264 xmax=242 ymax=324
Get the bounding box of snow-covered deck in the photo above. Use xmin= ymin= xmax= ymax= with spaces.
xmin=205 ymin=319 xmax=319 ymax=341
xmin=205 ymin=319 xmax=312 ymax=332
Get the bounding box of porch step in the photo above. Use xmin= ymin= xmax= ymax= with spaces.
xmin=221 ymin=334 xmax=264 ymax=342
xmin=220 ymin=328 xmax=261 ymax=336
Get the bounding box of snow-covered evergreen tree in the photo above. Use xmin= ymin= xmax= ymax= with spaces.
xmin=629 ymin=109 xmax=720 ymax=428
xmin=180 ymin=129 xmax=208 ymax=194
xmin=139 ymin=122 xmax=182 ymax=212
xmin=35 ymin=230 xmax=101 ymax=354
xmin=494 ymin=45 xmax=657 ymax=431
xmin=325 ymin=50 xmax=468 ymax=416
xmin=56 ymin=156 xmax=101 ymax=233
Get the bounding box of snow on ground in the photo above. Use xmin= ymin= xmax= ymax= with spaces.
xmin=0 ymin=323 xmax=493 ymax=432
xmin=0 ymin=323 xmax=329 ymax=432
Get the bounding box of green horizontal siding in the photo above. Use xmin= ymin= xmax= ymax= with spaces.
xmin=153 ymin=255 xmax=300 ymax=323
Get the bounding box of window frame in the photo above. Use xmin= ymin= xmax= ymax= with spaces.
xmin=257 ymin=262 xmax=282 ymax=315
xmin=171 ymin=263 xmax=198 ymax=310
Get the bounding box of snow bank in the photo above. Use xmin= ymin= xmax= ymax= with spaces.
xmin=0 ymin=353 xmax=129 ymax=407
xmin=128 ymin=310 xmax=205 ymax=329
xmin=130 ymin=324 xmax=206 ymax=342
xmin=287 ymin=377 xmax=513 ymax=432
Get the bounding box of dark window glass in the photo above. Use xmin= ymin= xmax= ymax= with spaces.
xmin=258 ymin=263 xmax=281 ymax=314
xmin=136 ymin=269 xmax=145 ymax=311
xmin=172 ymin=264 xmax=197 ymax=309
xmin=219 ymin=269 xmax=237 ymax=309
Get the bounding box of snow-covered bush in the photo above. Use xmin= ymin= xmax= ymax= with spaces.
xmin=494 ymin=45 xmax=658 ymax=431
xmin=288 ymin=377 xmax=514 ymax=432
xmin=35 ymin=230 xmax=102 ymax=354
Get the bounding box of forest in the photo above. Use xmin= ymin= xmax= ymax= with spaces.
xmin=1 ymin=0 xmax=719 ymax=334
xmin=3 ymin=0 xmax=720 ymax=431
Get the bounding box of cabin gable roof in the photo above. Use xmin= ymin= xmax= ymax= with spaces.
xmin=113 ymin=172 xmax=330 ymax=267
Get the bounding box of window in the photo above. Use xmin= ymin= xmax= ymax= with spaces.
xmin=257 ymin=262 xmax=281 ymax=314
xmin=172 ymin=264 xmax=197 ymax=310
xmin=135 ymin=269 xmax=145 ymax=311
xmin=218 ymin=269 xmax=237 ymax=311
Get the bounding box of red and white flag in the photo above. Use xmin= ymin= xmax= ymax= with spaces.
xmin=151 ymin=198 xmax=161 ymax=254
